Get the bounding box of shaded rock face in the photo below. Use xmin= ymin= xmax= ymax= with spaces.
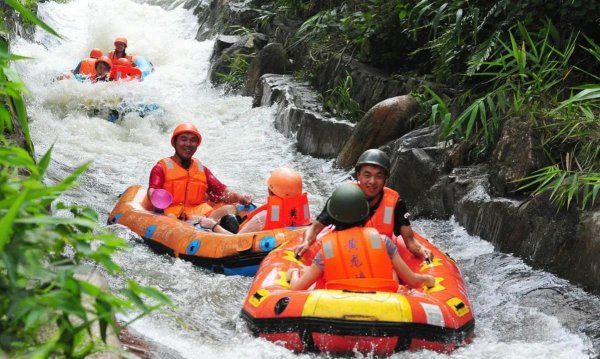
xmin=489 ymin=117 xmax=547 ymax=195
xmin=316 ymin=54 xmax=421 ymax=114
xmin=336 ymin=95 xmax=418 ymax=168
xmin=208 ymin=33 xmax=268 ymax=86
xmin=186 ymin=0 xmax=259 ymax=41
xmin=383 ymin=126 xmax=459 ymax=211
xmin=254 ymin=74 xmax=354 ymax=158
xmin=243 ymin=43 xmax=291 ymax=96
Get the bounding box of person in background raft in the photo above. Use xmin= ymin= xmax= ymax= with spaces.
xmin=287 ymin=183 xmax=435 ymax=291
xmin=108 ymin=37 xmax=135 ymax=64
xmin=72 ymin=48 xmax=103 ymax=78
xmin=56 ymin=48 xmax=103 ymax=80
xmin=147 ymin=123 xmax=252 ymax=233
xmin=295 ymin=149 xmax=432 ymax=261
xmin=92 ymin=56 xmax=112 ymax=83
xmin=238 ymin=167 xmax=311 ymax=233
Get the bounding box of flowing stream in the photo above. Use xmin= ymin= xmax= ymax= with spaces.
xmin=11 ymin=0 xmax=600 ymax=357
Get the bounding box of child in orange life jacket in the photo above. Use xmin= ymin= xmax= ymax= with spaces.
xmin=238 ymin=168 xmax=311 ymax=233
xmin=288 ymin=183 xmax=435 ymax=291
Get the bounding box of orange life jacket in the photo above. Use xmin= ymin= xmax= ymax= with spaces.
xmin=321 ymin=226 xmax=398 ymax=292
xmin=110 ymin=65 xmax=142 ymax=81
xmin=159 ymin=157 xmax=208 ymax=219
xmin=108 ymin=50 xmax=133 ymax=62
xmin=78 ymin=58 xmax=97 ymax=77
xmin=241 ymin=193 xmax=311 ymax=230
xmin=364 ymin=186 xmax=399 ymax=238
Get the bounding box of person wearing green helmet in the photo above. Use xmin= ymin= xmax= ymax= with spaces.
xmin=295 ymin=148 xmax=432 ymax=261
xmin=287 ymin=183 xmax=435 ymax=291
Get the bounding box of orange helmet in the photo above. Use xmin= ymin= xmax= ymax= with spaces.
xmin=171 ymin=123 xmax=202 ymax=147
xmin=89 ymin=48 xmax=103 ymax=59
xmin=115 ymin=58 xmax=132 ymax=67
xmin=267 ymin=168 xmax=303 ymax=198
xmin=114 ymin=37 xmax=128 ymax=46
xmin=95 ymin=56 xmax=112 ymax=68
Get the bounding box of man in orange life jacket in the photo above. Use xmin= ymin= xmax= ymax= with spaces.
xmin=238 ymin=168 xmax=311 ymax=233
xmin=72 ymin=48 xmax=103 ymax=78
xmin=147 ymin=123 xmax=252 ymax=233
xmin=288 ymin=183 xmax=435 ymax=291
xmin=108 ymin=37 xmax=135 ymax=65
xmin=295 ymin=149 xmax=432 ymax=261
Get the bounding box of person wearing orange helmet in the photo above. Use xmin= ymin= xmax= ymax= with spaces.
xmin=68 ymin=48 xmax=103 ymax=79
xmin=238 ymin=168 xmax=311 ymax=233
xmin=108 ymin=37 xmax=135 ymax=65
xmin=92 ymin=56 xmax=112 ymax=82
xmin=147 ymin=123 xmax=252 ymax=233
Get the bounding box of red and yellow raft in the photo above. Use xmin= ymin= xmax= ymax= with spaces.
xmin=240 ymin=231 xmax=475 ymax=355
xmin=108 ymin=185 xmax=305 ymax=276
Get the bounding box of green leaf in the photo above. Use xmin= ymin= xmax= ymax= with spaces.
xmin=0 ymin=189 xmax=29 ymax=251
xmin=5 ymin=0 xmax=61 ymax=39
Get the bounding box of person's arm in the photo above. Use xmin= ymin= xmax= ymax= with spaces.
xmin=394 ymin=199 xmax=432 ymax=260
xmin=204 ymin=166 xmax=252 ymax=204
xmin=289 ymin=264 xmax=323 ymax=290
xmin=199 ymin=216 xmax=232 ymax=234
xmin=391 ymin=252 xmax=434 ymax=288
xmin=223 ymin=190 xmax=252 ymax=205
xmin=147 ymin=164 xmax=165 ymax=204
xmin=295 ymin=221 xmax=325 ymax=256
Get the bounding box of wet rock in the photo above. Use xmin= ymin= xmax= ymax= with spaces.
xmin=244 ymin=43 xmax=291 ymax=96
xmin=316 ymin=54 xmax=422 ymax=113
xmin=381 ymin=126 xmax=459 ymax=211
xmin=336 ymin=95 xmax=418 ymax=168
xmin=210 ymin=34 xmax=240 ymax=63
xmin=489 ymin=117 xmax=547 ymax=195
xmin=189 ymin=0 xmax=259 ymax=41
xmin=208 ymin=33 xmax=269 ymax=86
xmin=255 ymin=74 xmax=354 ymax=157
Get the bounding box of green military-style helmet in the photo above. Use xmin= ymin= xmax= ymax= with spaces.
xmin=355 ymin=149 xmax=391 ymax=175
xmin=326 ymin=183 xmax=370 ymax=224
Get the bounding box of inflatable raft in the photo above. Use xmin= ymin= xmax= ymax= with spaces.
xmin=240 ymin=231 xmax=475 ymax=355
xmin=108 ymin=185 xmax=305 ymax=276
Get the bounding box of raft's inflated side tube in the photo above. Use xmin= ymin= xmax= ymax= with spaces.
xmin=133 ymin=56 xmax=154 ymax=79
xmin=240 ymin=231 xmax=475 ymax=355
xmin=108 ymin=185 xmax=306 ymax=276
xmin=110 ymin=65 xmax=142 ymax=81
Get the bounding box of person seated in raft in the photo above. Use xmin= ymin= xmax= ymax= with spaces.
xmin=147 ymin=123 xmax=252 ymax=233
xmin=92 ymin=56 xmax=113 ymax=83
xmin=295 ymin=148 xmax=432 ymax=261
xmin=237 ymin=167 xmax=311 ymax=233
xmin=287 ymin=183 xmax=435 ymax=291
xmin=56 ymin=48 xmax=103 ymax=80
xmin=108 ymin=37 xmax=135 ymax=66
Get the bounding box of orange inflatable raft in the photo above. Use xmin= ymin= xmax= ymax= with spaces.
xmin=240 ymin=231 xmax=475 ymax=355
xmin=108 ymin=185 xmax=305 ymax=276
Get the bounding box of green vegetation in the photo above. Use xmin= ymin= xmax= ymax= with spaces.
xmin=323 ymin=72 xmax=363 ymax=121
xmin=1 ymin=3 xmax=172 ymax=357
xmin=246 ymin=0 xmax=600 ymax=210
xmin=216 ymin=52 xmax=252 ymax=91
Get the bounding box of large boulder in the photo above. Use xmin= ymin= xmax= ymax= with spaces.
xmin=243 ymin=43 xmax=291 ymax=96
xmin=336 ymin=95 xmax=418 ymax=168
xmin=384 ymin=126 xmax=461 ymax=209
